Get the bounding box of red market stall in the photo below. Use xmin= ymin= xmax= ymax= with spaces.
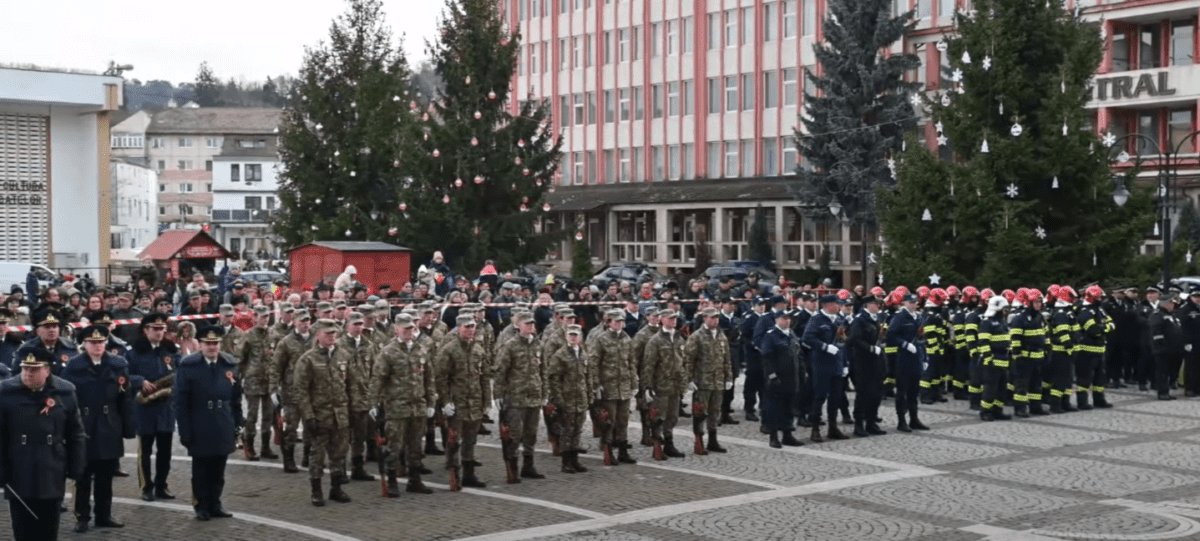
xmin=287 ymin=241 xmax=411 ymax=291
xmin=139 ymin=229 xmax=233 ymax=280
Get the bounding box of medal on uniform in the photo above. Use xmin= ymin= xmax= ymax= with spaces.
xmin=225 ymin=370 xmax=235 ymax=384
xmin=41 ymin=397 xmax=55 ymax=415
xmin=162 ymin=356 xmax=172 ymax=369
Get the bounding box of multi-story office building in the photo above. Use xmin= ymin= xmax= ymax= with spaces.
xmin=211 ymin=136 xmax=283 ymax=259
xmin=523 ymin=0 xmax=1199 ymax=285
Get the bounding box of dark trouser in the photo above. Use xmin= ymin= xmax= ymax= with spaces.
xmin=1075 ymin=351 xmax=1107 ymax=394
xmin=1048 ymin=351 xmax=1074 ymax=401
xmin=981 ymin=360 xmax=1009 ymax=411
xmin=920 ymin=353 xmax=942 ymax=397
xmin=743 ymin=349 xmax=763 ymax=412
xmin=1156 ymin=352 xmax=1182 ymax=394
xmin=10 ymin=498 xmax=61 ymax=541
xmin=1105 ymin=340 xmax=1127 ymax=382
xmin=794 ymin=362 xmax=814 ymax=420
xmin=810 ymin=368 xmax=844 ymax=423
xmin=191 ymin=455 xmax=228 ymax=513
xmin=851 ymin=354 xmax=882 ymax=422
xmin=349 ymin=410 xmax=371 ymax=459
xmin=1138 ymin=341 xmax=1153 ymax=385
xmin=446 ymin=418 xmax=481 ymax=470
xmin=722 ymin=350 xmax=740 ymax=415
xmin=968 ymin=354 xmax=984 ymax=398
xmin=1185 ymin=351 xmax=1200 ymax=394
xmin=764 ymin=386 xmax=795 ymax=432
xmin=74 ymin=458 xmax=117 ymax=522
xmin=1011 ymin=356 xmax=1043 ymax=406
xmin=894 ymin=363 xmax=921 ymax=417
xmin=138 ymin=432 xmax=172 ymax=492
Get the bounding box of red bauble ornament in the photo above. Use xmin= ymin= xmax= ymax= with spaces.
xmin=399 ymin=202 xmax=407 ymax=211
xmin=442 ymin=194 xmax=450 ymax=204
xmin=388 ymin=227 xmax=399 ymax=236
xmin=474 ymin=175 xmax=484 ymax=184
xmin=454 ymin=178 xmax=463 ymax=187
xmin=543 ymin=203 xmax=551 ymax=212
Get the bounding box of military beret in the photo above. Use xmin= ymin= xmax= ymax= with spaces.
xmin=456 ymin=314 xmax=476 ymax=327
xmin=565 ymin=324 xmax=582 ymax=335
xmin=280 ymin=304 xmax=295 ymax=314
xmin=140 ymin=313 xmax=169 ymax=328
xmin=17 ymin=347 xmax=53 ymax=367
xmin=81 ymin=325 xmax=110 ymax=342
xmin=658 ymin=309 xmax=678 ymax=319
xmin=88 ymin=310 xmax=113 ymax=325
xmin=394 ymin=313 xmax=416 ymax=328
xmin=346 ymin=312 xmax=365 ymax=324
xmin=254 ymin=306 xmax=271 ymax=317
xmin=219 ymin=304 xmax=235 ymax=316
xmin=316 ymin=301 xmax=333 ymax=312
xmin=293 ymin=311 xmax=312 ymax=322
xmin=198 ymin=326 xmax=225 ymax=342
xmin=313 ymin=319 xmax=341 ymax=333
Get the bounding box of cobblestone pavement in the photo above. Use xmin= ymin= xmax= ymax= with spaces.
xmin=7 ymin=382 xmax=1200 ymax=541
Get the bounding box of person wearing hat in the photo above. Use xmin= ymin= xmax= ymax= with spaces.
xmin=1179 ymin=287 xmax=1200 ymax=398
xmin=740 ymin=297 xmax=769 ymax=424
xmin=979 ymin=295 xmax=1015 ymax=422
xmin=270 ymin=309 xmax=314 ymax=473
xmin=0 ymin=309 xmax=21 ymax=375
xmin=434 ymin=312 xmax=491 ymax=490
xmin=0 ymin=347 xmax=86 ymax=541
xmin=546 ymin=323 xmax=592 ymax=474
xmin=759 ymin=309 xmax=804 ymax=448
xmin=110 ymin=292 xmax=144 ymax=345
xmin=587 ymin=309 xmax=638 ymax=466
xmin=370 ymin=313 xmax=436 ymax=497
xmin=414 ymin=302 xmax=449 ymax=458
xmin=81 ymin=311 xmax=130 ymax=359
xmin=174 ymin=325 xmax=244 ymax=520
xmin=235 ymin=306 xmax=278 ymax=462
xmin=886 ymin=293 xmax=931 ymax=432
xmin=269 ymin=304 xmax=296 ymax=346
xmin=125 ymin=313 xmax=181 ymax=501
xmin=630 ymin=307 xmax=661 ymax=448
xmin=683 ymin=307 xmax=733 ymax=453
xmin=801 ymin=295 xmax=850 ymax=443
xmin=60 ymin=325 xmax=134 ymax=532
xmin=494 ymin=311 xmax=551 ymax=481
xmin=1149 ymin=290 xmax=1184 ymax=401
xmin=20 ymin=309 xmax=76 ymax=376
xmin=538 ymin=306 xmax=576 ymax=453
xmin=1076 ymin=285 xmax=1115 ymax=409
xmin=717 ymin=297 xmax=743 ymax=427
xmin=847 ymin=295 xmax=888 ymax=437
xmin=338 ymin=311 xmax=377 ymax=481
xmin=1133 ymin=285 xmax=1161 ymax=391
xmin=640 ymin=308 xmax=687 ymax=459
xmin=1103 ymin=287 xmax=1133 ymax=390
xmin=293 ymin=319 xmax=356 ymax=506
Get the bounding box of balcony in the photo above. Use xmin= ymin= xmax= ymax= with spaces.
xmin=211 ymin=209 xmax=278 ymax=223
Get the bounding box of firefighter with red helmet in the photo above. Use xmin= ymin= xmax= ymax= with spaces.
xmin=949 ymin=287 xmax=975 ymax=401
xmin=1047 ymin=287 xmax=1080 ymax=413
xmin=919 ymin=289 xmax=949 ymax=405
xmin=1076 ymin=285 xmax=1114 ymax=409
xmin=1010 ymin=289 xmax=1050 ymax=417
xmin=965 ymin=289 xmax=994 ymax=410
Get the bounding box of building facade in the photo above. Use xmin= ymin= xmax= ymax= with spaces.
xmin=211 ymin=136 xmax=283 ymax=259
xmin=0 ymin=65 xmax=124 ymax=280
xmin=109 ymin=159 xmax=158 ymax=251
xmin=157 ymin=170 xmax=213 ymax=229
xmin=519 ymin=0 xmax=1199 ymax=286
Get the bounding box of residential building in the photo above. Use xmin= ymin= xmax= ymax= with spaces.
xmin=211 ymin=136 xmax=283 ymax=259
xmin=109 ymin=159 xmax=158 ymax=251
xmin=109 ymin=109 xmax=153 ymax=165
xmin=158 ymin=170 xmax=212 ymax=229
xmin=521 ymin=0 xmax=1200 ymax=286
xmin=0 ymin=65 xmax=124 ymax=280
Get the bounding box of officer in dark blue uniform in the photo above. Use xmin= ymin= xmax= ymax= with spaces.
xmin=125 ymin=313 xmax=180 ymax=501
xmin=759 ymin=310 xmax=805 ymax=449
xmin=18 ymin=309 xmax=76 ymax=376
xmin=60 ymin=325 xmax=134 ymax=532
xmin=0 ymin=309 xmax=21 ymax=376
xmin=77 ymin=311 xmax=130 ymax=358
xmin=847 ymin=295 xmax=887 ymax=437
xmin=802 ymin=294 xmax=850 ymax=443
xmin=174 ymin=325 xmax=243 ymax=521
xmin=0 ymin=348 xmax=86 ymax=541
xmin=740 ymin=297 xmax=767 ymax=423
xmin=717 ymin=297 xmax=742 ymax=425
xmin=887 ymin=293 xmax=930 ymax=432
xmin=790 ymin=293 xmax=819 ymax=427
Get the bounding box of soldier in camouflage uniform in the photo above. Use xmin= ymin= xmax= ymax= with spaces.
xmin=469 ymin=303 xmax=496 ymax=434
xmin=641 ymin=309 xmax=687 ymax=460
xmin=588 ymin=309 xmax=638 ymax=466
xmin=493 ymin=311 xmax=547 ymax=483
xmin=370 ymin=314 xmax=435 ymax=497
xmin=217 ymin=304 xmax=245 ymax=359
xmin=270 ymin=311 xmax=313 ymax=473
xmin=683 ymin=308 xmax=732 ymax=455
xmin=436 ymin=313 xmax=491 ymax=491
xmin=417 ymin=303 xmax=447 ymax=457
xmin=268 ymin=304 xmax=294 ymax=347
xmin=237 ymin=306 xmax=277 ymax=461
xmin=545 ymin=324 xmax=591 ymax=474
xmin=631 ymin=307 xmax=661 ymax=447
xmin=293 ymin=319 xmax=355 ymax=506
xmin=539 ymin=306 xmax=575 ymax=454
xmin=338 ymin=311 xmax=376 ymax=482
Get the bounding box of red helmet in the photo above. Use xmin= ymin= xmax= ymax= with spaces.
xmin=1025 ymin=289 xmax=1043 ymax=303
xmin=1001 ymin=289 xmax=1016 ymax=303
xmin=837 ymin=289 xmax=851 ymax=301
xmin=1060 ymin=286 xmax=1078 ymax=303
xmin=946 ymin=285 xmax=960 ymax=297
xmin=886 ymin=291 xmax=903 ymax=307
xmin=1047 ymin=284 xmax=1061 ymax=300
xmin=929 ymin=288 xmax=948 ymax=306
xmin=1084 ymin=284 xmax=1104 ymax=303
xmin=962 ymin=286 xmax=979 ymax=301
xmin=917 ymin=285 xmax=931 ymax=299
xmin=979 ymin=288 xmax=995 ymax=302
xmin=870 ymin=286 xmax=885 ymax=297
xmin=895 ymin=285 xmax=910 ymax=295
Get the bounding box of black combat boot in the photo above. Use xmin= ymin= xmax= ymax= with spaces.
xmin=310 ymin=478 xmax=325 ymax=507
xmin=570 ymin=451 xmax=589 ymax=473
xmin=1028 ymin=401 xmax=1048 ymax=416
xmin=810 ymin=424 xmax=825 ymax=443
xmin=706 ymin=431 xmax=728 ymax=453
xmin=328 ymin=474 xmax=352 ymax=503
xmin=424 ymin=431 xmax=444 ymax=455
xmin=385 ymin=470 xmax=401 ymax=497
xmin=992 ymin=407 xmax=1012 ymax=421
xmin=720 ymin=411 xmax=741 ymax=425
xmin=865 ymin=420 xmax=887 ymax=436
xmin=351 ymin=456 xmax=375 ymax=481
xmin=1013 ymin=403 xmax=1029 ymax=418
xmin=663 ymin=437 xmax=685 ymax=458
xmin=562 ymin=453 xmax=577 ymax=473
xmin=618 ymin=441 xmax=639 ymax=463
xmin=780 ymin=431 xmax=804 ymax=446
xmin=1076 ymin=392 xmax=1093 ymax=410
xmin=463 ymin=464 xmax=487 ymax=487
xmin=853 ymin=419 xmax=868 ymax=437
xmin=897 ymin=414 xmax=912 ymax=433
xmin=1094 ymin=392 xmax=1113 ymax=409
xmin=769 ymin=431 xmax=782 ymax=449
xmin=283 ymin=446 xmax=299 ymax=473
xmin=407 ymin=472 xmax=433 ymax=494
xmin=1061 ymin=395 xmax=1078 ymax=412
xmin=520 ymin=455 xmax=546 ymax=479
xmin=260 ymin=435 xmax=278 ymax=459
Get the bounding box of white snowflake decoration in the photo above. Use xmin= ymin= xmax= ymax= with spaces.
xmin=951 ymin=68 xmax=963 ymax=82
xmin=982 ymin=56 xmax=992 ymax=70
xmin=1005 ymin=183 xmax=1019 ymax=198
xmin=1035 ymin=226 xmax=1047 ymax=239
xmin=868 ymin=253 xmax=878 ymax=265
xmin=910 ymin=94 xmax=924 ymax=108
xmin=1102 ymin=132 xmax=1117 ymax=147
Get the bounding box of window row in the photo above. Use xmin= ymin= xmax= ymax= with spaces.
xmin=158 ymin=182 xmax=213 ymax=193
xmin=558 ymin=137 xmax=799 ymax=184
xmin=229 ymin=163 xmax=264 ymax=182
xmin=111 ymin=133 xmax=144 ymax=149
xmin=147 ymin=137 xmax=221 ymax=149
xmin=1106 ymin=107 xmax=1197 ymax=155
xmin=1111 ymin=18 xmax=1195 ymax=71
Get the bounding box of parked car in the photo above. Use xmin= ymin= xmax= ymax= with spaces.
xmin=238 ymin=271 xmax=286 ymax=287
xmin=592 ymin=263 xmax=668 ymax=288
xmin=702 ymin=264 xmax=778 ymax=291
xmin=0 ymin=262 xmax=58 ymax=295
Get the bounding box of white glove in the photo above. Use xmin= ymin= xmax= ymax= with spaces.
xmin=824 ymin=344 xmax=840 ymax=356
xmin=872 ymin=346 xmax=882 ymax=355
xmin=426 ymin=407 xmax=436 ymax=418
xmin=645 ymin=389 xmax=656 ymax=402
xmin=271 ymin=393 xmax=281 ymax=407
xmin=842 ymin=366 xmax=850 ymax=377
xmin=905 ymin=343 xmax=918 ymax=354
xmin=922 ymin=362 xmax=929 ymax=371
xmin=687 ymin=381 xmax=698 ymax=392
xmin=724 ymin=381 xmax=733 ymax=391
xmin=593 ymin=387 xmax=604 ymax=401
xmin=442 ymin=403 xmax=456 ymax=417
xmin=368 ymin=407 xmax=378 ymax=420
xmin=1187 ymin=345 xmax=1194 ymax=352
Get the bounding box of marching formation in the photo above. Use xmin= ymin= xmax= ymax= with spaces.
xmin=0 ymin=272 xmax=1193 ymax=541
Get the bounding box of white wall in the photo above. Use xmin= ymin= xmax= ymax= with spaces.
xmin=111 ymin=161 xmax=157 ymax=249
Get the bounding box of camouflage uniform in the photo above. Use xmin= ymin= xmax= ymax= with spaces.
xmin=642 ymin=327 xmax=687 ymax=451
xmin=630 ymin=316 xmax=661 ymax=445
xmin=545 ymin=327 xmax=591 ymax=473
xmin=683 ymin=324 xmax=731 ymax=438
xmin=418 ymin=319 xmax=448 ymax=455
xmin=237 ymin=319 xmax=274 ymax=457
xmin=436 ymin=324 xmax=491 ymax=487
xmin=292 ymin=337 xmax=355 ymax=486
xmin=371 ymin=330 xmax=434 ymax=491
xmin=270 ymin=325 xmax=313 ymax=471
xmin=338 ymin=323 xmax=375 ymax=480
xmin=493 ymin=325 xmax=546 ymax=481
xmin=587 ymin=320 xmax=638 ymax=464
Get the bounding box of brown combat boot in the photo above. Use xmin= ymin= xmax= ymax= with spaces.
xmin=243 ymin=435 xmax=259 ymax=461
xmin=827 ymin=423 xmax=849 ymax=441
xmin=407 ymin=472 xmax=433 ymax=494
xmin=706 ymin=430 xmax=728 ymax=453
xmin=505 ymin=457 xmax=521 ymax=484
xmin=693 ymin=435 xmax=709 ymax=455
xmin=462 ymin=464 xmax=487 ymax=487
xmin=259 ymin=435 xmax=278 ymax=459
xmin=385 ymin=470 xmax=401 ymax=498
xmin=328 ymin=474 xmax=352 ymax=503
xmin=283 ymin=446 xmax=299 ymax=473
xmin=310 ymin=478 xmax=325 ymax=507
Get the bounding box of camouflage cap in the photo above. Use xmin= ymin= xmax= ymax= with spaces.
xmin=565 ymin=324 xmax=582 ymax=335
xmin=316 ymin=301 xmax=333 ymax=313
xmin=253 ymin=305 xmax=271 ymax=317
xmin=658 ymin=309 xmax=678 ymax=319
xmin=219 ymin=304 xmax=235 ymax=316
xmin=346 ymin=311 xmax=365 ymax=324
xmin=700 ymin=307 xmax=720 ymax=318
xmin=293 ymin=311 xmax=312 ymax=322
xmin=605 ymin=309 xmax=625 ymax=321
xmin=643 ymin=306 xmax=659 ymax=317
xmin=455 ymin=313 xmax=477 ymax=327
xmin=555 ymin=306 xmax=576 ymax=317
xmin=280 ymin=304 xmax=295 ymax=314
xmin=394 ymin=313 xmax=416 ymax=328
xmin=313 ymin=318 xmax=341 ymax=333
xmin=333 ymin=300 xmax=347 ymax=309
xmin=513 ymin=311 xmax=535 ymax=324
xmin=374 ymin=299 xmax=390 ymax=311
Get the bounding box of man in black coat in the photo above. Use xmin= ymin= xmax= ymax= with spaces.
xmin=125 ymin=313 xmax=180 ymax=501
xmin=0 ymin=348 xmax=87 ymax=541
xmin=847 ymin=295 xmax=887 ymax=437
xmin=60 ymin=325 xmax=134 ymax=532
xmin=759 ymin=310 xmax=805 ymax=449
xmin=1149 ymin=292 xmax=1183 ymax=401
xmin=174 ymin=325 xmax=244 ymax=521
xmin=17 ymin=309 xmax=76 ymax=375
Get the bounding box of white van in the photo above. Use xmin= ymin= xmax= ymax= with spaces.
xmin=0 ymin=262 xmax=58 ymax=295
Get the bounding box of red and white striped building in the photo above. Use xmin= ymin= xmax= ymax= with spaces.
xmin=511 ymin=0 xmax=1200 ymax=285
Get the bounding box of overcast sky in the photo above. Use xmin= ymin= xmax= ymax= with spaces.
xmin=3 ymin=0 xmax=443 ymax=84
